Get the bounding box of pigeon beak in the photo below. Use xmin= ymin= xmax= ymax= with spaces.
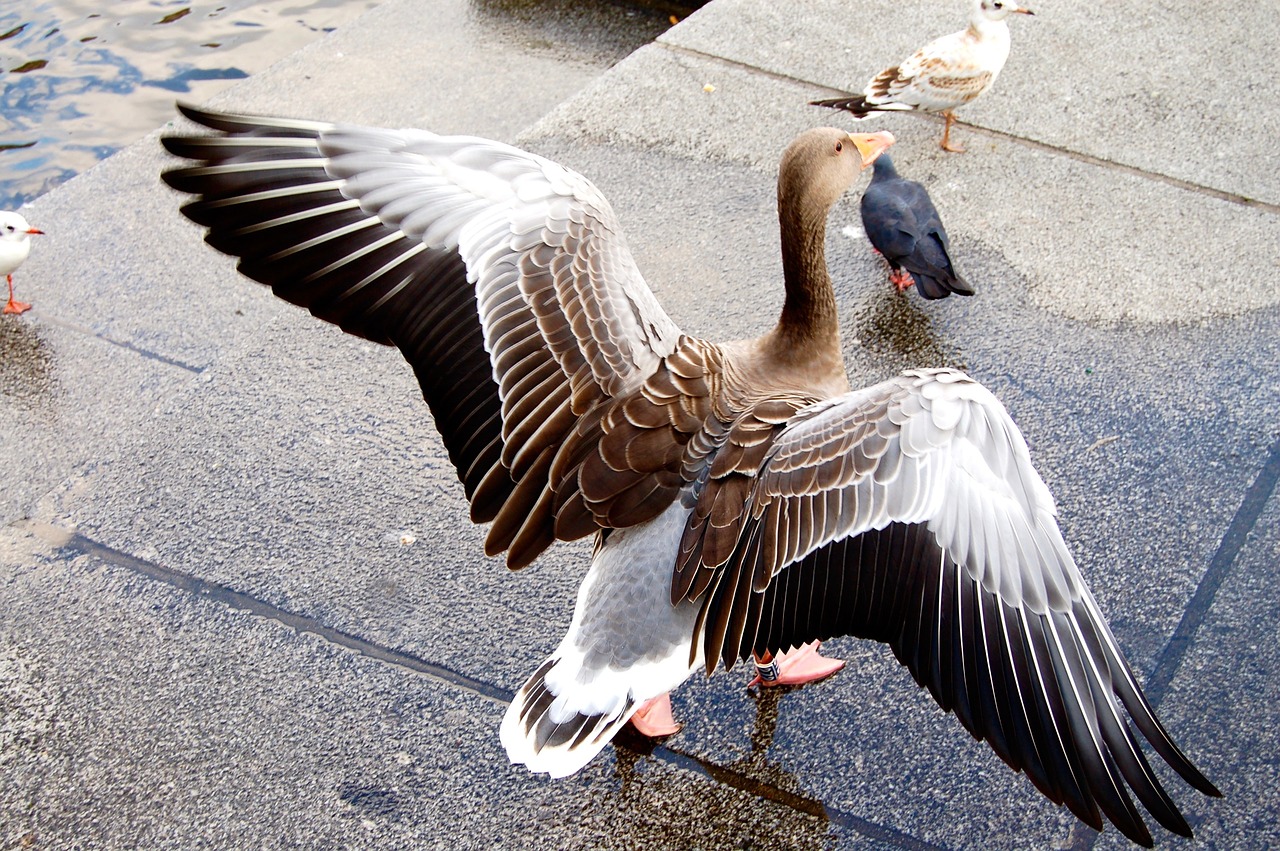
xmin=26 ymin=228 xmax=44 ymax=235
xmin=849 ymin=131 xmax=896 ymax=168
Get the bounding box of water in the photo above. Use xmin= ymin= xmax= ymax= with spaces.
xmin=0 ymin=0 xmax=381 ymax=210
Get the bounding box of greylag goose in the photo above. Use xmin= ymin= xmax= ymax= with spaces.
xmin=161 ymin=105 xmax=1218 ymax=846
xmin=811 ymin=0 xmax=1033 ymax=152
xmin=1 ymin=211 xmax=43 ymax=315
xmin=860 ymin=154 xmax=973 ymax=298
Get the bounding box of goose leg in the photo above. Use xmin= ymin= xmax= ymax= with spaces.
xmin=749 ymin=641 xmax=845 ymax=688
xmin=629 ymin=693 xmax=682 ymax=738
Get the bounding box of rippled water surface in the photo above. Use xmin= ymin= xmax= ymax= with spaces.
xmin=0 ymin=0 xmax=380 ymax=209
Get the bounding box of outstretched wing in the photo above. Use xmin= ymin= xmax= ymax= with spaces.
xmin=162 ymin=105 xmax=683 ymax=568
xmin=682 ymin=368 xmax=1218 ymax=846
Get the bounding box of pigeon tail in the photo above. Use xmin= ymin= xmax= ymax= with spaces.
xmin=912 ymin=269 xmax=975 ymax=299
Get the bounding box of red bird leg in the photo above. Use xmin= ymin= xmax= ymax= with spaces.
xmin=888 ymin=268 xmax=915 ymax=291
xmin=3 ymin=274 xmax=31 ymax=315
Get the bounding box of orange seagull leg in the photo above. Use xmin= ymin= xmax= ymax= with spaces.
xmin=3 ymin=274 xmax=31 ymax=315
xmin=940 ymin=110 xmax=966 ymax=154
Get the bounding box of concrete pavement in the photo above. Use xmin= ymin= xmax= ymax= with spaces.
xmin=2 ymin=0 xmax=1278 ymax=848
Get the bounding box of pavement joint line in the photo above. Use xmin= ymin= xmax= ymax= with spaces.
xmin=31 ymin=313 xmax=205 ymax=374
xmin=22 ymin=520 xmax=513 ymax=705
xmin=19 ymin=518 xmax=945 ymax=843
xmin=656 ymin=744 xmax=949 ymax=850
xmin=1063 ymin=437 xmax=1280 ymax=851
xmin=1145 ymin=436 xmax=1280 ymax=706
xmin=657 ymin=42 xmax=1280 ymax=215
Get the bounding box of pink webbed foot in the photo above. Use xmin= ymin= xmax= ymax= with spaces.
xmin=3 ymin=298 xmax=31 ymax=315
xmin=749 ymin=641 xmax=845 ymax=688
xmin=629 ymin=692 xmax=682 ymax=738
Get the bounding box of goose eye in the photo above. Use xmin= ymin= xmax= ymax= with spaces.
xmin=834 ymin=141 xmax=843 ymax=153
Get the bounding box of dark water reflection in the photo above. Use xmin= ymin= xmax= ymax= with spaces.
xmin=0 ymin=0 xmax=379 ymax=209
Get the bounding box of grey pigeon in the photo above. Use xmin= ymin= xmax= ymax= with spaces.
xmin=861 ymin=154 xmax=973 ymax=299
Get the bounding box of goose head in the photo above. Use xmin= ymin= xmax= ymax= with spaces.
xmin=778 ymin=128 xmax=895 ymax=220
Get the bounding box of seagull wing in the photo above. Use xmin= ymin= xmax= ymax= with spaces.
xmin=866 ymin=30 xmax=997 ymax=111
xmin=162 ymin=105 xmax=683 ymax=568
xmin=679 ymin=368 xmax=1219 ymax=846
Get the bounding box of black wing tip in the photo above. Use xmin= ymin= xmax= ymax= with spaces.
xmin=809 ymin=95 xmax=872 ymax=117
xmin=172 ymin=101 xmax=257 ymax=133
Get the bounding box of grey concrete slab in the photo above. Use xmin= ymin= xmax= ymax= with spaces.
xmin=4 ymin=0 xmax=1279 ymax=847
xmin=523 ymin=44 xmax=1280 ymax=325
xmin=0 ymin=524 xmax=853 ymax=850
xmin=1141 ymin=495 xmax=1280 ymax=850
xmin=0 ymin=315 xmax=196 ymax=523
xmin=517 ymin=142 xmax=1277 ymax=847
xmin=15 ymin=0 xmax=672 ymax=367
xmin=47 ymin=312 xmax=588 ymax=689
xmin=50 ymin=130 xmax=1280 ymax=845
xmin=1 ymin=0 xmax=672 ymax=521
xmin=663 ymin=0 xmax=1280 ymax=206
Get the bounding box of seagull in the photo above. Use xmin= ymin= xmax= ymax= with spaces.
xmin=811 ymin=0 xmax=1033 ymax=152
xmin=0 ymin=211 xmax=44 ymax=315
xmin=861 ymin=154 xmax=973 ymax=298
xmin=162 ymin=104 xmax=1218 ymax=846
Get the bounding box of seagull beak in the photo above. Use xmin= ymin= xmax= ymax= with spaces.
xmin=849 ymin=131 xmax=895 ymax=168
xmin=26 ymin=228 xmax=44 ymax=235
xmin=1011 ymin=4 xmax=1034 ymax=13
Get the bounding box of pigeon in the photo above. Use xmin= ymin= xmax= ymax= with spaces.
xmin=0 ymin=211 xmax=44 ymax=315
xmin=812 ymin=0 xmax=1033 ymax=152
xmin=861 ymin=154 xmax=973 ymax=299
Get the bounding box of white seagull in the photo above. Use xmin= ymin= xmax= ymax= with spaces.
xmin=0 ymin=211 xmax=44 ymax=315
xmin=812 ymin=0 xmax=1034 ymax=152
xmin=162 ymin=104 xmax=1218 ymax=847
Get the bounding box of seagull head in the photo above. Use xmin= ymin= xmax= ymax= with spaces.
xmin=0 ymin=211 xmax=44 ymax=245
xmin=975 ymin=0 xmax=1034 ymax=21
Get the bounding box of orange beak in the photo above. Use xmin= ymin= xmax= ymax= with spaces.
xmin=849 ymin=131 xmax=895 ymax=168
xmin=1011 ymin=3 xmax=1034 ymax=13
xmin=27 ymin=228 xmax=44 ymax=235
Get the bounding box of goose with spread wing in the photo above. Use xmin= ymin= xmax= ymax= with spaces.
xmin=161 ymin=105 xmax=1218 ymax=846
